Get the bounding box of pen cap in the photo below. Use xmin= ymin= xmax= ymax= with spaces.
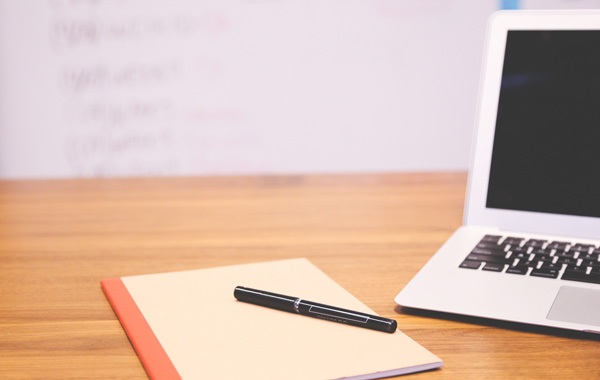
xmin=234 ymin=286 xmax=297 ymax=313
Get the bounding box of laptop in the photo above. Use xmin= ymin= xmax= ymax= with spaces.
xmin=395 ymin=10 xmax=600 ymax=334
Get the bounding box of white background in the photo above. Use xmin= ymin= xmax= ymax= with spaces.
xmin=1 ymin=0 xmax=599 ymax=179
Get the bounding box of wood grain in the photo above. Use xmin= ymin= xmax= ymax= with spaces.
xmin=0 ymin=173 xmax=598 ymax=379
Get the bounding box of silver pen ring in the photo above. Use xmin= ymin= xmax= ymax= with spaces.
xmin=293 ymin=298 xmax=301 ymax=313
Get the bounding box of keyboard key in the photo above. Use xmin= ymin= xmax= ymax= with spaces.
xmin=524 ymin=239 xmax=546 ymax=248
xmin=520 ymin=260 xmax=537 ymax=268
xmin=481 ymin=235 xmax=502 ymax=243
xmin=555 ymin=251 xmax=576 ymax=259
xmin=506 ymin=265 xmax=528 ymax=275
xmin=466 ymin=254 xmax=509 ymax=264
xmin=503 ymin=237 xmax=524 ymax=246
xmin=475 ymin=242 xmax=504 ymax=251
xmin=571 ymin=244 xmax=595 ymax=252
xmin=531 ymin=248 xmax=552 ymax=256
xmin=530 ymin=264 xmax=560 ymax=279
xmin=581 ymin=260 xmax=600 ymax=268
xmin=459 ymin=260 xmax=482 ymax=269
xmin=511 ymin=246 xmax=529 ymax=254
xmin=580 ymin=253 xmax=599 ymax=261
xmin=547 ymin=241 xmax=569 ymax=250
xmin=570 ymin=250 xmax=588 ymax=258
xmin=471 ymin=248 xmax=506 ymax=256
xmin=564 ymin=264 xmax=587 ymax=273
xmin=511 ymin=252 xmax=529 ymax=261
xmin=530 ymin=270 xmax=560 ymax=279
xmin=535 ymin=256 xmax=554 ymax=264
xmin=555 ymin=257 xmax=577 ymax=266
xmin=561 ymin=269 xmax=600 ymax=284
xmin=552 ymin=249 xmax=567 ymax=257
xmin=482 ymin=262 xmax=504 ymax=272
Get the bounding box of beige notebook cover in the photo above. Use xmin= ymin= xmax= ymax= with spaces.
xmin=102 ymin=258 xmax=442 ymax=379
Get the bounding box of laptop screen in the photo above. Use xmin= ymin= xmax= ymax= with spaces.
xmin=486 ymin=30 xmax=600 ymax=219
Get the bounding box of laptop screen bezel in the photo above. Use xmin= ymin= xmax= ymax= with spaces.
xmin=464 ymin=10 xmax=600 ymax=240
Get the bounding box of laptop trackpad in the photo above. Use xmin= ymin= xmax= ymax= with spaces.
xmin=547 ymin=286 xmax=600 ymax=327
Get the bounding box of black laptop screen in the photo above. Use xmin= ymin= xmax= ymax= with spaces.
xmin=486 ymin=30 xmax=600 ymax=218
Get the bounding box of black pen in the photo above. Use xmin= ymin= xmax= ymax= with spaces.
xmin=234 ymin=286 xmax=397 ymax=333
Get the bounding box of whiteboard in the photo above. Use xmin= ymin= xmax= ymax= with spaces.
xmin=0 ymin=0 xmax=598 ymax=178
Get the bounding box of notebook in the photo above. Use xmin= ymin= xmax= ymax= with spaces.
xmin=395 ymin=10 xmax=600 ymax=334
xmin=101 ymin=258 xmax=442 ymax=379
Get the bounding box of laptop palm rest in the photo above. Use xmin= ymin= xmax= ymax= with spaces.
xmin=547 ymin=286 xmax=600 ymax=328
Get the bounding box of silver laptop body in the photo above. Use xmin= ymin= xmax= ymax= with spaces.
xmin=395 ymin=10 xmax=600 ymax=334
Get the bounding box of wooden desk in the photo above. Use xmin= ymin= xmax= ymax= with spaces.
xmin=0 ymin=173 xmax=598 ymax=379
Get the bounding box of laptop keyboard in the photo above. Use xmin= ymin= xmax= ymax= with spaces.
xmin=459 ymin=235 xmax=600 ymax=284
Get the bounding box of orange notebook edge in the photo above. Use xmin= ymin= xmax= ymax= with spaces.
xmin=101 ymin=277 xmax=182 ymax=380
